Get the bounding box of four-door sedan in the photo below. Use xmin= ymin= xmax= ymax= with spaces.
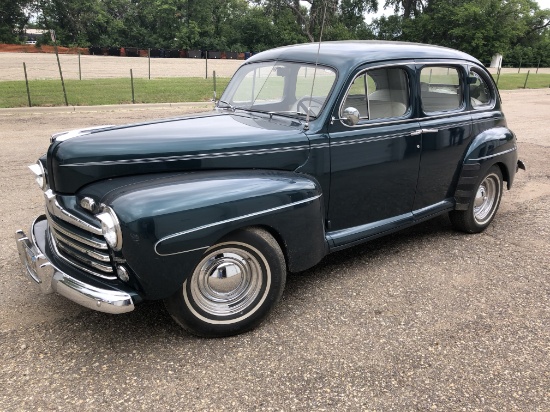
xmin=15 ymin=41 xmax=523 ymax=337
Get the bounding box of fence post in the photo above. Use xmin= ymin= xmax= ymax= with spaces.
xmin=205 ymin=51 xmax=208 ymax=79
xmin=518 ymin=56 xmax=522 ymax=73
xmin=23 ymin=62 xmax=32 ymax=107
xmin=213 ymin=70 xmax=217 ymax=101
xmin=148 ymin=48 xmax=151 ymax=80
xmin=78 ymin=52 xmax=81 ymax=80
xmin=523 ymin=70 xmax=530 ymax=89
xmin=536 ymin=58 xmax=541 ymax=74
xmin=52 ymin=33 xmax=69 ymax=106
xmin=496 ymin=66 xmax=501 ymax=87
xmin=130 ymin=69 xmax=135 ymax=104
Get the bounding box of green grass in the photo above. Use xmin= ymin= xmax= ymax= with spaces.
xmin=0 ymin=77 xmax=230 ymax=108
xmin=0 ymin=73 xmax=549 ymax=108
xmin=491 ymin=73 xmax=550 ymax=90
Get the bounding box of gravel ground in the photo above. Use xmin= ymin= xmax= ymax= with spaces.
xmin=0 ymin=52 xmax=243 ymax=81
xmin=0 ymin=89 xmax=549 ymax=411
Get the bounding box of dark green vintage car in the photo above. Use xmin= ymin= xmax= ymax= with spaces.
xmin=16 ymin=41 xmax=523 ymax=337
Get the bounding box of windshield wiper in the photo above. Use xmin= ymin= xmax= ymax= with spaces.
xmin=268 ymin=110 xmax=316 ymax=120
xmin=217 ymin=100 xmax=235 ymax=111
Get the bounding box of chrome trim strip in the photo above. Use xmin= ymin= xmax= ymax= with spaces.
xmin=161 ymin=245 xmax=211 ymax=257
xmin=330 ymin=132 xmax=411 ymax=147
xmin=469 ymin=147 xmax=516 ymax=161
xmin=47 ymin=214 xmax=108 ymax=250
xmin=52 ymin=230 xmax=111 ymax=262
xmin=154 ymin=194 xmax=322 ymax=256
xmin=61 ymin=145 xmax=311 ymax=167
xmin=49 ymin=231 xmax=116 ymax=280
xmin=45 ymin=190 xmax=102 ymax=236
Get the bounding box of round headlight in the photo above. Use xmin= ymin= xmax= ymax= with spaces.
xmin=96 ymin=206 xmax=123 ymax=251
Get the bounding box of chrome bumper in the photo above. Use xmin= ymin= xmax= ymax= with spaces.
xmin=15 ymin=215 xmax=134 ymax=314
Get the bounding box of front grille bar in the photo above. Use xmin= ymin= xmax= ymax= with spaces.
xmin=55 ymin=241 xmax=114 ymax=273
xmin=43 ymin=191 xmax=116 ymax=280
xmin=48 ymin=216 xmax=108 ymax=250
xmin=52 ymin=230 xmax=111 ymax=262
xmin=49 ymin=232 xmax=116 ymax=280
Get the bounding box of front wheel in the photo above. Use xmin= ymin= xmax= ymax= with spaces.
xmin=164 ymin=228 xmax=286 ymax=337
xmin=450 ymin=165 xmax=503 ymax=233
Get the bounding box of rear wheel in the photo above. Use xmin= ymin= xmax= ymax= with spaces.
xmin=164 ymin=228 xmax=286 ymax=337
xmin=450 ymin=165 xmax=503 ymax=233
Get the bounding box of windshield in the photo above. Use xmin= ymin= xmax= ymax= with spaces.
xmin=219 ymin=61 xmax=336 ymax=119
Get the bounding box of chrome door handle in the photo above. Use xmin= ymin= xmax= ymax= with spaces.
xmin=411 ymin=128 xmax=438 ymax=137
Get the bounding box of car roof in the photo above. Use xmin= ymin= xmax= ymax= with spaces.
xmin=246 ymin=41 xmax=482 ymax=71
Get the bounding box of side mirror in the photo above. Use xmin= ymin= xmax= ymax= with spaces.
xmin=342 ymin=107 xmax=360 ymax=126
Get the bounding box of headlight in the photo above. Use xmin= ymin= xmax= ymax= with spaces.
xmin=96 ymin=206 xmax=123 ymax=251
xmin=28 ymin=161 xmax=47 ymax=191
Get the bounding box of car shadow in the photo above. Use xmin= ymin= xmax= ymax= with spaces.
xmin=26 ymin=214 xmax=458 ymax=345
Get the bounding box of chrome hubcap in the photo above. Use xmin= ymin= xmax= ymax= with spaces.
xmin=473 ymin=174 xmax=499 ymax=225
xmin=190 ymin=248 xmax=263 ymax=317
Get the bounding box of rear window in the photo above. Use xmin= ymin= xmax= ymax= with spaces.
xmin=469 ymin=70 xmax=493 ymax=108
xmin=420 ymin=66 xmax=463 ymax=113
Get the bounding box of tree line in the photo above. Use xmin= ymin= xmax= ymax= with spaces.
xmin=2 ymin=0 xmax=549 ymax=65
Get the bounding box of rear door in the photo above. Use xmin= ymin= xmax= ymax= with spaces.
xmin=413 ymin=64 xmax=474 ymax=213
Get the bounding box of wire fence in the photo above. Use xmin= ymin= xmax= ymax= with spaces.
xmin=0 ymin=51 xmax=242 ymax=108
xmin=0 ymin=52 xmax=243 ymax=81
xmin=1 ymin=51 xmax=549 ymax=108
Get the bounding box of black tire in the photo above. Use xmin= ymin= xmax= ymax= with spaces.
xmin=450 ymin=165 xmax=503 ymax=233
xmin=164 ymin=228 xmax=286 ymax=337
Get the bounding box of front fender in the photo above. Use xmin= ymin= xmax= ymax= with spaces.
xmin=82 ymin=170 xmax=326 ymax=299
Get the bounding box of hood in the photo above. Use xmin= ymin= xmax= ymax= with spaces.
xmin=48 ymin=112 xmax=310 ymax=194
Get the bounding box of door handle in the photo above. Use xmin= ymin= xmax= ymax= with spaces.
xmin=411 ymin=128 xmax=438 ymax=137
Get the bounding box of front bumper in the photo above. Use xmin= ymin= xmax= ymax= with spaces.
xmin=15 ymin=215 xmax=135 ymax=314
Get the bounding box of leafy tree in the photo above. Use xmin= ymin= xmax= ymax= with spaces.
xmin=0 ymin=0 xmax=31 ymax=42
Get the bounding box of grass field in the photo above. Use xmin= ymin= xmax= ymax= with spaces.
xmin=491 ymin=73 xmax=550 ymax=90
xmin=0 ymin=73 xmax=548 ymax=108
xmin=0 ymin=77 xmax=230 ymax=108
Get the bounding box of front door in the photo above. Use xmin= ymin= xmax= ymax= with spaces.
xmin=327 ymin=65 xmax=421 ymax=247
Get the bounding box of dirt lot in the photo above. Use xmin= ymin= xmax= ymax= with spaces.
xmin=0 ymin=52 xmax=243 ymax=81
xmin=2 ymin=51 xmax=550 ymax=82
xmin=0 ymin=89 xmax=549 ymax=410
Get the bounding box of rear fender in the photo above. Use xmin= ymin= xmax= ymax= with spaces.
xmin=454 ymin=127 xmax=518 ymax=210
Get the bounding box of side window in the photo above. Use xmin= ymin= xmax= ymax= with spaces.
xmin=420 ymin=66 xmax=462 ymax=113
xmin=341 ymin=67 xmax=410 ymax=122
xmin=469 ymin=70 xmax=492 ymax=108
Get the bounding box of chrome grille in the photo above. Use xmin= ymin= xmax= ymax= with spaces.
xmin=46 ymin=211 xmax=116 ymax=280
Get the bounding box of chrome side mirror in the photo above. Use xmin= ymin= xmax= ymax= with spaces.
xmin=342 ymin=107 xmax=360 ymax=126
